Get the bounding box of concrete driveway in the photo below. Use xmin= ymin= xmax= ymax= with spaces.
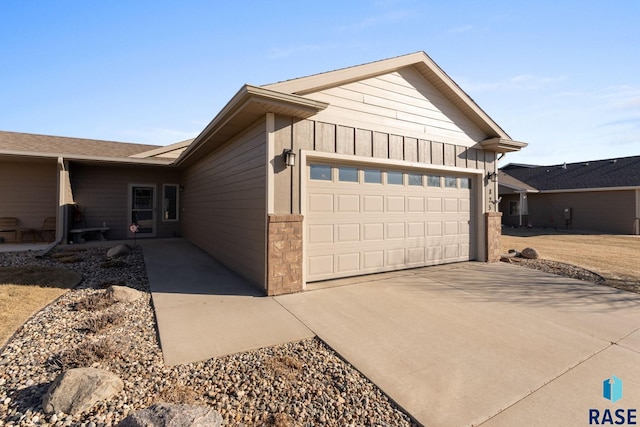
xmin=276 ymin=263 xmax=640 ymax=427
xmin=144 ymin=240 xmax=640 ymax=426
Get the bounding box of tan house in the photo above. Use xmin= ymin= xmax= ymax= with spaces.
xmin=499 ymin=157 xmax=640 ymax=235
xmin=0 ymin=52 xmax=526 ymax=295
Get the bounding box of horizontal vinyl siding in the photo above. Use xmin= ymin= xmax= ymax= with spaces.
xmin=182 ymin=120 xmax=267 ymax=287
xmin=528 ymin=190 xmax=636 ymax=234
xmin=307 ymin=67 xmax=486 ymax=145
xmin=70 ymin=164 xmax=182 ymax=240
xmin=0 ymin=159 xmax=57 ymax=238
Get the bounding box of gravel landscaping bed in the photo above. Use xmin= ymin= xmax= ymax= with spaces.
xmin=504 ymin=257 xmax=640 ymax=294
xmin=0 ymin=246 xmax=416 ymax=427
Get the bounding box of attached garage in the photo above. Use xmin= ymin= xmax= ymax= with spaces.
xmin=175 ymin=51 xmax=527 ymax=295
xmin=305 ymin=161 xmax=476 ymax=281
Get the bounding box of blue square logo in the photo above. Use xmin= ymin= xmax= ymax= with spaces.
xmin=603 ymin=375 xmax=623 ymax=403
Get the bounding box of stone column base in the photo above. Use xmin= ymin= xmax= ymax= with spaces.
xmin=267 ymin=214 xmax=303 ymax=296
xmin=485 ymin=212 xmax=502 ymax=262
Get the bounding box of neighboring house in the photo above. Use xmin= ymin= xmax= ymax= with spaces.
xmin=0 ymin=51 xmax=526 ymax=295
xmin=499 ymin=156 xmax=640 ymax=234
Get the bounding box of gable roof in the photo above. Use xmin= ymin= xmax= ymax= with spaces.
xmin=263 ymin=51 xmax=527 ymax=153
xmin=0 ymin=130 xmax=176 ymax=165
xmin=500 ymin=155 xmax=640 ymax=191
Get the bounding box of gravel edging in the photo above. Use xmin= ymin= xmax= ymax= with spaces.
xmin=0 ymin=246 xmax=417 ymax=427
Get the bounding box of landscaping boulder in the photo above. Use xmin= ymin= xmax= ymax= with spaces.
xmin=521 ymin=247 xmax=540 ymax=259
xmin=42 ymin=367 xmax=123 ymax=415
xmin=116 ymin=403 xmax=223 ymax=427
xmin=107 ymin=285 xmax=142 ymax=302
xmin=107 ymin=244 xmax=132 ymax=258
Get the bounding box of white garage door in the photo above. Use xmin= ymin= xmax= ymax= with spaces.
xmin=305 ymin=163 xmax=474 ymax=282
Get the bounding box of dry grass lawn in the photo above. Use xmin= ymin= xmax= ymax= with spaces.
xmin=0 ymin=267 xmax=81 ymax=347
xmin=501 ymin=229 xmax=640 ymax=283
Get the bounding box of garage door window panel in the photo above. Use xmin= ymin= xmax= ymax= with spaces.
xmin=445 ymin=176 xmax=457 ymax=188
xmin=310 ymin=164 xmax=332 ymax=181
xmin=428 ymin=175 xmax=442 ymax=187
xmin=364 ymin=169 xmax=382 ymax=184
xmin=408 ymin=173 xmax=423 ymax=186
xmin=387 ymin=171 xmax=403 ymax=185
xmin=339 ymin=166 xmax=358 ymax=183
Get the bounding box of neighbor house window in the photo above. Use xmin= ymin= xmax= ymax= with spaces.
xmin=427 ymin=175 xmax=441 ymax=187
xmin=364 ymin=169 xmax=382 ymax=183
xmin=162 ymin=184 xmax=179 ymax=221
xmin=310 ymin=164 xmax=332 ymax=180
xmin=445 ymin=176 xmax=457 ymax=188
xmin=509 ymin=201 xmax=519 ymax=216
xmin=387 ymin=171 xmax=403 ymax=185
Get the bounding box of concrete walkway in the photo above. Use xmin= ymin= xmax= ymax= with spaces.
xmin=141 ymin=239 xmax=313 ymax=365
xmin=143 ymin=239 xmax=640 ymax=426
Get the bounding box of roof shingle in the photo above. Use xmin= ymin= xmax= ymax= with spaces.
xmin=500 ymin=156 xmax=640 ymax=191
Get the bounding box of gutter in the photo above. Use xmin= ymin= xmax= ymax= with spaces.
xmin=0 ymin=150 xmax=174 ymax=166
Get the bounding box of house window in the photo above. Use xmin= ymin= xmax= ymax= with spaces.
xmin=310 ymin=164 xmax=332 ymax=180
xmin=460 ymin=178 xmax=471 ymax=189
xmin=427 ymin=175 xmax=441 ymax=187
xmin=162 ymin=184 xmax=179 ymax=221
xmin=338 ymin=166 xmax=358 ymax=182
xmin=509 ymin=201 xmax=519 ymax=216
xmin=445 ymin=176 xmax=457 ymax=188
xmin=387 ymin=171 xmax=403 ymax=185
xmin=364 ymin=169 xmax=382 ymax=183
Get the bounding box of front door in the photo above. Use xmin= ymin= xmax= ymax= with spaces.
xmin=129 ymin=184 xmax=156 ymax=237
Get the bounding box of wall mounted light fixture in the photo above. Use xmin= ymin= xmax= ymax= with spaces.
xmin=487 ymin=171 xmax=498 ymax=182
xmin=283 ymin=149 xmax=296 ymax=167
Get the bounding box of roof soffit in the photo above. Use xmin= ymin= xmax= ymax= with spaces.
xmin=174 ymin=85 xmax=328 ymax=167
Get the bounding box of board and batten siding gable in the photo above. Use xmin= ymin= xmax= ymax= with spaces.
xmin=182 ymin=120 xmax=267 ymax=287
xmin=305 ymin=66 xmax=487 ymax=146
xmin=0 ymin=159 xmax=57 ymax=234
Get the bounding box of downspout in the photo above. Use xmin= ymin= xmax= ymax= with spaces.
xmin=37 ymin=157 xmax=66 ymax=258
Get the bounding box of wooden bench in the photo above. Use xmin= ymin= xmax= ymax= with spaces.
xmin=0 ymin=217 xmax=19 ymax=242
xmin=69 ymin=227 xmax=110 ymax=243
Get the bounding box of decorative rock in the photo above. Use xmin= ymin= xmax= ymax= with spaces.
xmin=116 ymin=403 xmax=223 ymax=427
xmin=521 ymin=247 xmax=540 ymax=259
xmin=107 ymin=245 xmax=132 ymax=258
xmin=42 ymin=368 xmax=124 ymax=415
xmin=107 ymin=285 xmax=143 ymax=303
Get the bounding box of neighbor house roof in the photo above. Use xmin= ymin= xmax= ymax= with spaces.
xmin=500 ymin=155 xmax=640 ymax=191
xmin=0 ymin=130 xmax=177 ymax=165
xmin=263 ymin=51 xmax=527 ymax=153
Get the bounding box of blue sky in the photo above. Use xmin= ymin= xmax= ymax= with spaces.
xmin=1 ymin=1 xmax=639 ymax=166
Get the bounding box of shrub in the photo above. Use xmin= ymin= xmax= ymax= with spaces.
xmin=78 ymin=311 xmax=122 ymax=333
xmin=72 ymin=292 xmax=116 ymax=312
